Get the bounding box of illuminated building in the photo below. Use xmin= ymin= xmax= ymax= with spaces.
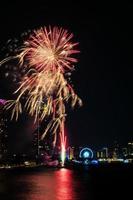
xmin=122 ymin=147 xmax=128 ymax=157
xmin=67 ymin=146 xmax=75 ymax=160
xmin=103 ymin=148 xmax=108 ymax=158
xmin=32 ymin=129 xmax=47 ymax=159
xmin=32 ymin=123 xmax=53 ymax=161
xmin=96 ymin=147 xmax=108 ymax=159
xmin=0 ymin=100 xmax=8 ymax=163
xmin=127 ymin=142 xmax=133 ymax=156
xmin=111 ymin=141 xmax=120 ymax=159
xmin=67 ymin=146 xmax=82 ymax=160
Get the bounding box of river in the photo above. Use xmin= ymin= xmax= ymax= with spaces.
xmin=0 ymin=165 xmax=132 ymax=200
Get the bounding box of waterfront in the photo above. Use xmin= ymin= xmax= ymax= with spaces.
xmin=0 ymin=165 xmax=132 ymax=200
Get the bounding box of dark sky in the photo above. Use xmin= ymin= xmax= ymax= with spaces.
xmin=0 ymin=1 xmax=133 ymax=151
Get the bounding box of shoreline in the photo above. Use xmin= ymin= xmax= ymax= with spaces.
xmin=0 ymin=162 xmax=132 ymax=172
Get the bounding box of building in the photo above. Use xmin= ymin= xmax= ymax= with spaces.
xmin=122 ymin=147 xmax=128 ymax=158
xmin=110 ymin=141 xmax=120 ymax=159
xmin=32 ymin=122 xmax=54 ymax=162
xmin=66 ymin=146 xmax=75 ymax=160
xmin=96 ymin=147 xmax=108 ymax=159
xmin=127 ymin=142 xmax=133 ymax=156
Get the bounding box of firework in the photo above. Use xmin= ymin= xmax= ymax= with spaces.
xmin=0 ymin=26 xmax=82 ymax=165
xmin=60 ymin=120 xmax=66 ymax=167
xmin=0 ymin=99 xmax=6 ymax=105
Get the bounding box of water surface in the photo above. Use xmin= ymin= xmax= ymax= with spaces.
xmin=0 ymin=165 xmax=132 ymax=200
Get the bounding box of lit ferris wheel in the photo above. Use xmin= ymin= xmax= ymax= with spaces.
xmin=79 ymin=147 xmax=94 ymax=159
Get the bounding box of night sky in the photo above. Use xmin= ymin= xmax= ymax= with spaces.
xmin=0 ymin=1 xmax=132 ymax=152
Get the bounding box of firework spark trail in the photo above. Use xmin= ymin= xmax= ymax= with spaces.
xmin=0 ymin=26 xmax=82 ymax=165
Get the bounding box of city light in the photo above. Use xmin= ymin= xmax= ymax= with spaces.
xmin=83 ymin=151 xmax=90 ymax=158
xmin=79 ymin=148 xmax=94 ymax=159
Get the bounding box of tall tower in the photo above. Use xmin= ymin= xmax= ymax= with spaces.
xmin=0 ymin=99 xmax=8 ymax=163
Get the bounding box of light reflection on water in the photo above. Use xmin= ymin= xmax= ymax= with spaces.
xmin=55 ymin=168 xmax=76 ymax=200
xmin=0 ymin=168 xmax=87 ymax=200
xmin=0 ymin=166 xmax=130 ymax=200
